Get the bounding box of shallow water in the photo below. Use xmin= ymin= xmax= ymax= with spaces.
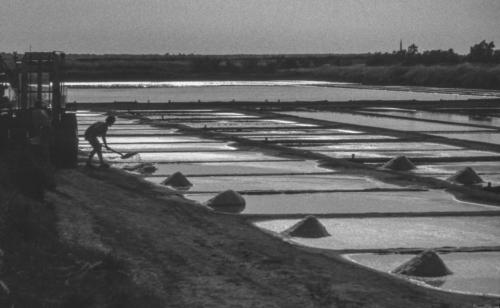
xmin=151 ymin=174 xmax=395 ymax=192
xmin=79 ymin=136 xmax=218 ymax=144
xmin=415 ymin=162 xmax=500 ymax=174
xmin=364 ymin=109 xmax=500 ymax=128
xmin=347 ymin=252 xmax=500 ymax=296
xmin=224 ymin=128 xmax=363 ymax=135
xmin=253 ymin=135 xmax=397 ymax=142
xmin=318 ymin=149 xmax=500 ymax=159
xmin=134 ymin=160 xmax=330 ymax=176
xmin=129 ymin=109 xmax=217 ymax=112
xmin=81 ymin=142 xmax=237 ymax=152
xmin=104 ymin=151 xmax=286 ymax=163
xmin=282 ymin=111 xmax=492 ymax=132
xmin=244 ymin=134 xmax=384 ymax=141
xmin=432 ymin=132 xmax=500 ymax=145
xmin=78 ymin=124 xmax=166 ymax=131
xmin=78 ymin=120 xmax=140 ymax=126
xmin=292 ymin=142 xmax=461 ymax=151
xmin=75 ymin=112 xmax=105 ymax=117
xmin=78 ymin=129 xmax=180 ymax=136
xmin=206 ymin=190 xmax=499 ymax=215
xmin=426 ymin=174 xmax=500 ymax=184
xmin=66 ymin=81 xmax=488 ymax=103
xmin=182 ymin=119 xmax=316 ymax=128
xmin=414 ymin=162 xmax=500 ymax=184
xmin=255 ymin=216 xmax=500 ymax=250
xmin=146 ymin=113 xmax=257 ymax=120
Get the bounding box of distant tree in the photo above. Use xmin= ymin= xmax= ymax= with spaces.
xmin=225 ymin=60 xmax=241 ymax=73
xmin=242 ymin=58 xmax=259 ymax=72
xmin=494 ymin=50 xmax=500 ymax=63
xmin=279 ymin=58 xmax=299 ymax=69
xmin=399 ymin=44 xmax=420 ymax=65
xmin=191 ymin=57 xmax=220 ymax=73
xmin=261 ymin=61 xmax=277 ymax=73
xmin=366 ymin=52 xmax=405 ymax=66
xmin=421 ymin=49 xmax=460 ymax=65
xmin=407 ymin=44 xmax=419 ymax=56
xmin=468 ymin=40 xmax=495 ymax=62
xmin=394 ymin=47 xmax=406 ymax=56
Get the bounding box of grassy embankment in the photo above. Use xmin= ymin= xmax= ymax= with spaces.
xmin=0 ymin=149 xmax=163 ymax=307
xmin=62 ymin=54 xmax=500 ymax=90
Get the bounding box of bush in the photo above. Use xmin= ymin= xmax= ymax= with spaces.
xmin=288 ymin=63 xmax=500 ymax=90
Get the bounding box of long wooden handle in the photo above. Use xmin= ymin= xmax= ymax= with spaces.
xmin=107 ymin=147 xmax=124 ymax=156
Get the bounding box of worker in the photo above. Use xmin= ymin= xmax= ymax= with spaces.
xmin=28 ymin=100 xmax=56 ymax=195
xmin=84 ymin=115 xmax=116 ymax=168
xmin=30 ymin=100 xmax=52 ymax=161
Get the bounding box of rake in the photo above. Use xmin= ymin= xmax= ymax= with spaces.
xmin=107 ymin=147 xmax=140 ymax=159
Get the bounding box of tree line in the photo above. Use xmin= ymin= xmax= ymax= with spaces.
xmin=366 ymin=40 xmax=499 ymax=66
xmin=2 ymin=41 xmax=498 ymax=90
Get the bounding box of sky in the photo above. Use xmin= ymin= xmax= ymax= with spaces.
xmin=1 ymin=0 xmax=499 ymax=55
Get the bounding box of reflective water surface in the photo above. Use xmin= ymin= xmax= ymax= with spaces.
xmin=67 ymin=81 xmax=490 ymax=103
xmin=363 ymin=109 xmax=500 ymax=128
xmin=189 ymin=190 xmax=499 ymax=214
xmin=348 ymin=252 xmax=500 ymax=295
xmin=282 ymin=111 xmax=492 ymax=132
xmin=255 ymin=216 xmax=500 ymax=250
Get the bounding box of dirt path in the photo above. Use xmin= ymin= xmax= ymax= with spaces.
xmin=47 ymin=167 xmax=499 ymax=307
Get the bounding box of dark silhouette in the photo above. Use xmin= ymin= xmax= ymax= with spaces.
xmin=467 ymin=40 xmax=495 ymax=62
xmin=84 ymin=115 xmax=116 ymax=168
xmin=407 ymin=44 xmax=418 ymax=56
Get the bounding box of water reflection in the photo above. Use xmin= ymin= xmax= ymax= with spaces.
xmin=365 ymin=109 xmax=500 ymax=128
xmin=67 ymin=82 xmax=490 ymax=103
xmin=282 ymin=111 xmax=487 ymax=132
xmin=413 ymin=276 xmax=447 ymax=288
xmin=348 ymin=252 xmax=500 ymax=296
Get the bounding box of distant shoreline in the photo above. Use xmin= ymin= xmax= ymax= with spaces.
xmin=63 ymin=65 xmax=500 ymax=91
xmin=56 ymin=54 xmax=500 ymax=91
xmin=3 ymin=53 xmax=499 ymax=90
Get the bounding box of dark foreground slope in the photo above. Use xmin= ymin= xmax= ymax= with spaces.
xmin=1 ymin=155 xmax=499 ymax=307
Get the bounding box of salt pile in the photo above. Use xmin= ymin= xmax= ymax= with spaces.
xmin=137 ymin=164 xmax=157 ymax=174
xmin=205 ymin=190 xmax=245 ymax=213
xmin=282 ymin=215 xmax=330 ymax=238
xmin=382 ymin=156 xmax=415 ymax=171
xmin=161 ymin=171 xmax=192 ymax=189
xmin=447 ymin=167 xmax=483 ymax=185
xmin=392 ymin=250 xmax=452 ymax=277
xmin=123 ymin=163 xmax=157 ymax=174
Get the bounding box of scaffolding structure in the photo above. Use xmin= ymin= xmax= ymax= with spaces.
xmin=14 ymin=52 xmax=66 ymax=113
xmin=0 ymin=51 xmax=77 ymax=168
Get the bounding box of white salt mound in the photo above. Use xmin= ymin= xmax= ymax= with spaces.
xmin=392 ymin=250 xmax=452 ymax=277
xmin=205 ymin=190 xmax=245 ymax=213
xmin=382 ymin=156 xmax=415 ymax=171
xmin=447 ymin=167 xmax=483 ymax=185
xmin=283 ymin=215 xmax=330 ymax=238
xmin=123 ymin=162 xmax=157 ymax=174
xmin=162 ymin=171 xmax=192 ymax=188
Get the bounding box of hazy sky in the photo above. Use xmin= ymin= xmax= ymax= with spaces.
xmin=1 ymin=0 xmax=499 ymax=54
